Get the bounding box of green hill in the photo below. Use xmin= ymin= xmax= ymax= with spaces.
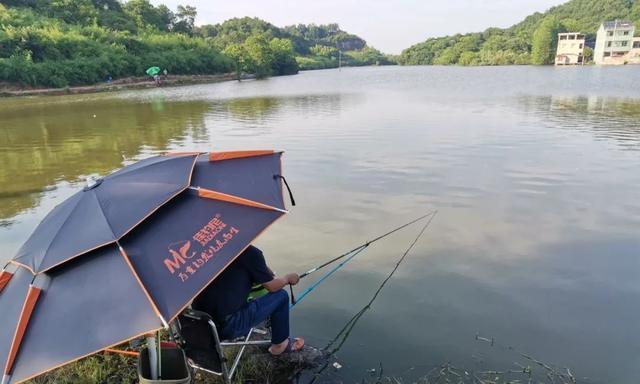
xmin=399 ymin=0 xmax=640 ymax=66
xmin=196 ymin=17 xmax=393 ymax=71
xmin=0 ymin=1 xmax=390 ymax=88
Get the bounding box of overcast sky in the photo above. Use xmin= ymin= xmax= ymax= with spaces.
xmin=151 ymin=0 xmax=567 ymax=54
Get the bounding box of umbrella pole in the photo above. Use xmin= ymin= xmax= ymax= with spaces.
xmin=146 ymin=335 xmax=158 ymax=380
xmin=157 ymin=329 xmax=162 ymax=379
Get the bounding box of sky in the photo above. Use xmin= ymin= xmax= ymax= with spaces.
xmin=151 ymin=0 xmax=567 ymax=54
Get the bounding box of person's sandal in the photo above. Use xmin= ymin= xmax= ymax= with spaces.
xmin=271 ymin=337 xmax=304 ymax=355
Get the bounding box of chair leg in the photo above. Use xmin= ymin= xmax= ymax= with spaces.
xmin=208 ymin=320 xmax=231 ymax=384
xmin=228 ymin=328 xmax=254 ymax=379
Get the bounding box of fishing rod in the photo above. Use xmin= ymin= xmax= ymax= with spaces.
xmin=290 ymin=210 xmax=437 ymax=307
xmin=306 ymin=212 xmax=438 ymax=383
xmin=299 ymin=210 xmax=437 ymax=279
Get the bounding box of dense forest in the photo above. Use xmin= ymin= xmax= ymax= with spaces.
xmin=196 ymin=17 xmax=393 ymax=73
xmin=3 ymin=0 xmax=637 ymax=88
xmin=0 ymin=1 xmax=391 ymax=88
xmin=399 ymin=0 xmax=640 ymax=66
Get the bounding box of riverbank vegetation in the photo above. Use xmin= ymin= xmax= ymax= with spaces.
xmin=0 ymin=1 xmax=391 ymax=89
xmin=197 ymin=18 xmax=394 ymax=71
xmin=399 ymin=0 xmax=640 ymax=66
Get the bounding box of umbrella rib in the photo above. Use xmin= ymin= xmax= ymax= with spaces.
xmin=13 ymin=326 xmax=163 ymax=384
xmin=117 ymin=244 xmax=169 ymax=329
xmin=109 ymin=153 xmax=197 ymax=179
xmin=7 ymin=261 xmax=35 ymax=276
xmin=208 ymin=150 xmax=277 ymax=162
xmin=192 ymin=187 xmax=288 ymax=213
xmin=32 ymin=191 xmax=119 ymax=274
xmin=89 ymin=190 xmax=118 ymax=239
xmin=110 ymin=154 xmax=199 ymax=240
xmin=39 ymin=155 xmax=200 ymax=274
xmin=3 ymin=285 xmax=41 ymax=378
xmin=27 ymin=194 xmax=86 ymax=273
xmin=38 ymin=186 xmax=189 ymax=274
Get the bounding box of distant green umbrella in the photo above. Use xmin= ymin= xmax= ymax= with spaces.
xmin=146 ymin=66 xmax=161 ymax=76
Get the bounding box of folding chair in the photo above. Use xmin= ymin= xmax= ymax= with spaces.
xmin=170 ymin=308 xmax=271 ymax=384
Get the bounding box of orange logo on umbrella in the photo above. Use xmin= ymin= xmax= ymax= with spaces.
xmin=164 ymin=240 xmax=196 ymax=274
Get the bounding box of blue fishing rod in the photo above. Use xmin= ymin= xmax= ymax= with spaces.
xmin=289 ymin=210 xmax=437 ymax=307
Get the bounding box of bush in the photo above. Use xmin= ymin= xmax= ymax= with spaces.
xmin=0 ymin=6 xmax=234 ymax=87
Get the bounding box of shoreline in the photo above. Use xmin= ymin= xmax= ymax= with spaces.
xmin=0 ymin=73 xmax=247 ymax=98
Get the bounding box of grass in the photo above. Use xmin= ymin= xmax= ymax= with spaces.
xmin=28 ymin=352 xmax=138 ymax=384
xmin=25 ymin=343 xmax=300 ymax=384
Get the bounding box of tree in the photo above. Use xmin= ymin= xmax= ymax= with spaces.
xmin=399 ymin=0 xmax=640 ymax=66
xmin=156 ymin=5 xmax=175 ymax=32
xmin=47 ymin=0 xmax=98 ymax=25
xmin=433 ymin=47 xmax=459 ymax=65
xmin=531 ymin=16 xmax=564 ymax=65
xmin=244 ymin=34 xmax=274 ymax=78
xmin=123 ymin=0 xmax=164 ymax=30
xmin=94 ymin=0 xmax=138 ymax=31
xmin=269 ymin=37 xmax=298 ymax=75
xmin=196 ymin=24 xmax=218 ymax=38
xmin=310 ymin=44 xmax=337 ymax=58
xmin=458 ymin=51 xmax=479 ymax=66
xmin=583 ymin=46 xmax=594 ymax=63
xmin=223 ymin=43 xmax=249 ymax=79
xmin=2 ymin=0 xmax=38 ymax=6
xmin=173 ymin=5 xmax=196 ymax=34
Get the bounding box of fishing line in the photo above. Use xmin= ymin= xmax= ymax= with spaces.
xmin=305 ymin=211 xmax=437 ymax=384
xmin=299 ymin=211 xmax=436 ymax=280
xmin=325 ymin=210 xmax=437 ymax=354
xmin=290 ymin=210 xmax=437 ymax=308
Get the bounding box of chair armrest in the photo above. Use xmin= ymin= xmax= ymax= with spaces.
xmin=182 ymin=308 xmax=213 ymax=322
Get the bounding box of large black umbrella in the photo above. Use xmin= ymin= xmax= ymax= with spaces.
xmin=0 ymin=150 xmax=291 ymax=384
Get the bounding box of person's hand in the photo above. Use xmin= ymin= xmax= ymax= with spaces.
xmin=287 ymin=273 xmax=300 ymax=286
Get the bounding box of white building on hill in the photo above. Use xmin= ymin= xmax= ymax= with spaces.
xmin=594 ymin=20 xmax=635 ymax=65
xmin=555 ymin=33 xmax=586 ymax=65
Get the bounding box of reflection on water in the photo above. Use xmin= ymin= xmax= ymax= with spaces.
xmin=520 ymin=95 xmax=640 ymax=150
xmin=1 ymin=66 xmax=640 ymax=383
xmin=205 ymin=94 xmax=348 ymax=136
xmin=0 ymin=98 xmax=210 ymax=222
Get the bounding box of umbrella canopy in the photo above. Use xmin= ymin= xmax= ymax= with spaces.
xmin=146 ymin=66 xmax=161 ymax=76
xmin=0 ymin=150 xmax=289 ymax=384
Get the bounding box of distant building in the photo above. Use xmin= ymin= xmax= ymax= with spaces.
xmin=594 ymin=20 xmax=635 ymax=65
xmin=626 ymin=37 xmax=640 ymax=63
xmin=555 ymin=33 xmax=586 ymax=65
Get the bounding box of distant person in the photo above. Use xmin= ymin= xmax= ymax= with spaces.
xmin=106 ymin=75 xmax=112 ymax=84
xmin=163 ymin=69 xmax=168 ymax=79
xmin=193 ymin=245 xmax=305 ymax=354
xmin=153 ymin=74 xmax=161 ymax=86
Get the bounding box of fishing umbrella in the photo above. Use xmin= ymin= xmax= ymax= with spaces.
xmin=146 ymin=66 xmax=161 ymax=76
xmin=0 ymin=150 xmax=292 ymax=384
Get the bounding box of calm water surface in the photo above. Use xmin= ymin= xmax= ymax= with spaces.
xmin=1 ymin=66 xmax=640 ymax=383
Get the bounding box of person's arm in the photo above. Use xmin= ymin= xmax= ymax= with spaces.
xmin=262 ymin=273 xmax=300 ymax=292
xmin=242 ymin=246 xmax=300 ymax=293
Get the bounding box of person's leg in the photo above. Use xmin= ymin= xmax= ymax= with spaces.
xmin=251 ymin=289 xmax=289 ymax=343
xmin=251 ymin=290 xmax=304 ymax=354
xmin=220 ymin=289 xmax=303 ymax=353
xmin=265 ymin=290 xmax=289 ymax=343
xmin=220 ymin=289 xmax=288 ymax=341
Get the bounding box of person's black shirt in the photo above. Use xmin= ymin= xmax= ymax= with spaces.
xmin=193 ymin=246 xmax=273 ymax=323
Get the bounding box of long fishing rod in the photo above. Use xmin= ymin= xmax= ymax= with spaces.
xmin=298 ymin=210 xmax=437 ymax=280
xmin=324 ymin=211 xmax=437 ymax=354
xmin=290 ymin=210 xmax=437 ymax=307
xmin=306 ymin=212 xmax=437 ymax=384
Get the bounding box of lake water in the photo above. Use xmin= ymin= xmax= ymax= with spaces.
xmin=1 ymin=66 xmax=640 ymax=383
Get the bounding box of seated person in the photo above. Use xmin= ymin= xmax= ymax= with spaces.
xmin=193 ymin=245 xmax=304 ymax=354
